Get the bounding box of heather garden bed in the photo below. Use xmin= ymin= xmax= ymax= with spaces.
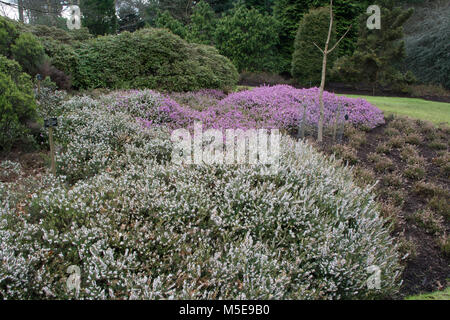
xmin=0 ymin=85 xmax=448 ymax=299
xmin=0 ymin=85 xmax=405 ymax=299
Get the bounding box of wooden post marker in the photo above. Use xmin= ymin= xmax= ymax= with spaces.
xmin=45 ymin=118 xmax=58 ymax=176
xmin=36 ymin=74 xmax=42 ymax=96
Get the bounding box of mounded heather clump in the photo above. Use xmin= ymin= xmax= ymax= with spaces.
xmin=51 ymin=95 xmax=173 ymax=183
xmin=148 ymin=85 xmax=384 ymax=132
xmin=217 ymin=85 xmax=385 ymax=130
xmin=0 ymin=96 xmax=402 ymax=299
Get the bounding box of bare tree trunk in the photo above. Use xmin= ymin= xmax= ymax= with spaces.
xmin=313 ymin=0 xmax=351 ymax=142
xmin=18 ymin=0 xmax=24 ymax=22
xmin=317 ymin=2 xmax=334 ymax=142
xmin=318 ymin=52 xmax=329 ymax=142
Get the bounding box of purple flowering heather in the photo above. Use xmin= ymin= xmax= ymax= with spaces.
xmin=101 ymin=86 xmax=384 ymax=132
xmin=158 ymin=85 xmax=384 ymax=131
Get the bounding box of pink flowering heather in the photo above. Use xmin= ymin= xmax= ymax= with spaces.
xmin=158 ymin=85 xmax=384 ymax=132
xmin=101 ymin=86 xmax=384 ymax=132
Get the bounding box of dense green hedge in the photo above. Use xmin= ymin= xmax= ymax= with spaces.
xmin=0 ymin=16 xmax=19 ymax=57
xmin=0 ymin=55 xmax=37 ymax=150
xmin=214 ymin=3 xmax=282 ymax=73
xmin=72 ymin=28 xmax=238 ymax=91
xmin=2 ymin=17 xmax=236 ymax=92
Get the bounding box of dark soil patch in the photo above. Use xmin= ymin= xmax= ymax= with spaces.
xmin=315 ymin=116 xmax=450 ymax=297
xmin=0 ymin=149 xmax=46 ymax=182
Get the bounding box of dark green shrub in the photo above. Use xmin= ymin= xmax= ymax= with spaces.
xmin=11 ymin=32 xmax=45 ymax=75
xmin=38 ymin=59 xmax=72 ymax=90
xmin=376 ymin=142 xmax=391 ymax=154
xmin=387 ymin=136 xmax=405 ymax=148
xmin=73 ymin=28 xmax=238 ymax=91
xmin=428 ymin=196 xmax=449 ymax=220
xmin=39 ymin=39 xmax=77 ymax=83
xmin=331 ymin=144 xmax=358 ymax=165
xmin=0 ymin=56 xmax=38 ymax=150
xmin=381 ymin=172 xmax=404 ymax=188
xmin=214 ymin=3 xmax=281 ymax=73
xmin=291 ymin=6 xmax=336 ymax=87
xmin=188 ymin=0 xmax=217 ymax=46
xmin=412 ymin=209 xmax=444 ymax=235
xmin=155 ymin=11 xmax=188 ymax=39
xmin=0 ymin=16 xmax=19 ymax=57
xmin=428 ymin=139 xmax=446 ymax=150
xmin=440 ymin=236 xmax=450 ymax=257
xmin=331 ymin=2 xmax=414 ymax=94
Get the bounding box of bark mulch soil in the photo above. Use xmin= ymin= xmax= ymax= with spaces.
xmin=314 ymin=116 xmax=449 ymax=297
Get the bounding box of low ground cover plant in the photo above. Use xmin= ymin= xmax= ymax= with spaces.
xmin=0 ymin=91 xmax=402 ymax=299
xmin=100 ymin=85 xmax=384 ymax=134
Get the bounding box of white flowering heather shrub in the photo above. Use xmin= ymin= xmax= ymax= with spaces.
xmin=0 ymin=113 xmax=403 ymax=300
xmin=52 ymin=97 xmax=172 ymax=183
xmin=99 ymin=90 xmax=171 ymax=125
xmin=35 ymin=88 xmax=68 ymax=119
xmin=0 ymin=161 xmax=22 ymax=181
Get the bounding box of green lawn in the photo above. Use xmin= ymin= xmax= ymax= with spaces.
xmin=343 ymin=95 xmax=450 ymax=125
xmin=406 ymin=287 xmax=450 ymax=300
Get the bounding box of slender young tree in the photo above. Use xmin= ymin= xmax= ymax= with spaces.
xmin=18 ymin=0 xmax=24 ymax=22
xmin=313 ymin=0 xmax=351 ymax=142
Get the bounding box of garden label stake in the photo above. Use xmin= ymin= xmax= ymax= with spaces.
xmin=45 ymin=118 xmax=58 ymax=176
xmin=332 ymin=103 xmax=342 ymax=142
xmin=337 ymin=114 xmax=349 ymax=144
xmin=297 ymin=100 xmax=307 ymax=139
xmin=36 ymin=74 xmax=42 ymax=96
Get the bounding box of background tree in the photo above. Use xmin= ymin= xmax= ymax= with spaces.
xmin=204 ymin=0 xmax=236 ymax=15
xmin=273 ymin=0 xmax=310 ymax=74
xmin=295 ymin=1 xmax=352 ymax=142
xmin=291 ymin=6 xmax=336 ymax=87
xmin=214 ymin=1 xmax=281 ymax=72
xmin=152 ymin=0 xmax=195 ymax=24
xmin=18 ymin=0 xmax=24 ymax=22
xmin=274 ymin=0 xmax=368 ymax=74
xmin=117 ymin=3 xmax=145 ymax=32
xmin=187 ymin=0 xmax=216 ymax=45
xmin=155 ymin=10 xmax=187 ymax=39
xmin=402 ymin=0 xmax=450 ymax=89
xmin=332 ymin=0 xmax=414 ymax=94
xmin=80 ymin=0 xmax=117 ymax=35
xmin=242 ymin=0 xmax=275 ymax=13
xmin=20 ymin=0 xmax=65 ymax=27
